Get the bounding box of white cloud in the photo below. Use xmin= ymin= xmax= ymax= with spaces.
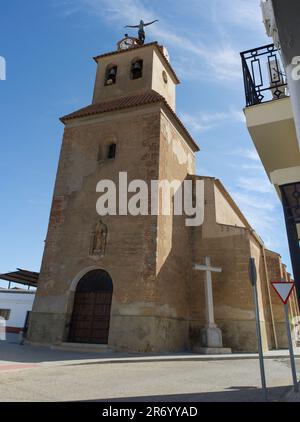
xmin=213 ymin=0 xmax=264 ymax=29
xmin=226 ymin=148 xmax=261 ymax=161
xmin=237 ymin=176 xmax=273 ymax=194
xmin=229 ymin=162 xmax=264 ymax=171
xmin=84 ymin=0 xmax=153 ymax=22
xmin=59 ymin=0 xmax=252 ymax=82
xmin=52 ymin=0 xmax=83 ymax=16
xmin=229 ymin=187 xmax=283 ymax=250
xmin=224 ymin=142 xmax=285 ymax=251
xmin=232 ymin=191 xmax=275 ymax=211
xmin=181 ymin=108 xmax=245 ymax=133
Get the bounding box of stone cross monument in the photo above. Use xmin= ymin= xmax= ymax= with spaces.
xmin=194 ymin=257 xmax=231 ymax=354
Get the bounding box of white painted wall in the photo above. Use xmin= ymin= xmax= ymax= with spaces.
xmin=262 ymin=0 xmax=300 ymax=151
xmin=0 ymin=290 xmax=35 ymax=329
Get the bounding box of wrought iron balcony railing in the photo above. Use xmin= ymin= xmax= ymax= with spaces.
xmin=240 ymin=44 xmax=289 ymax=107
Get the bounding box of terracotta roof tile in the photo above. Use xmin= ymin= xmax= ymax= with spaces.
xmin=60 ymin=89 xmax=199 ymax=152
xmin=61 ymin=90 xmax=163 ymax=122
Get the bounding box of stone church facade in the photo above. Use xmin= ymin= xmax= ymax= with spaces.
xmin=27 ymin=40 xmax=299 ymax=353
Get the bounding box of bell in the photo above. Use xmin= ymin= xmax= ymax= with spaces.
xmin=109 ymin=67 xmax=117 ymax=77
xmin=133 ymin=62 xmax=142 ymax=71
xmin=132 ymin=61 xmax=143 ymax=79
xmin=106 ymin=67 xmax=117 ymax=85
xmin=109 ymin=68 xmax=117 ymax=77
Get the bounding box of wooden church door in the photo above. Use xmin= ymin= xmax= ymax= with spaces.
xmin=68 ymin=270 xmax=113 ymax=344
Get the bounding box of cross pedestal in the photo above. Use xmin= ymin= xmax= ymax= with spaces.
xmin=194 ymin=257 xmax=231 ymax=355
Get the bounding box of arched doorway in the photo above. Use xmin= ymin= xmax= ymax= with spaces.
xmin=68 ymin=269 xmax=113 ymax=344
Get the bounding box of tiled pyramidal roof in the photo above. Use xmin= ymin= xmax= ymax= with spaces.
xmin=60 ymin=89 xmax=199 ymax=151
xmin=61 ymin=90 xmax=164 ymax=122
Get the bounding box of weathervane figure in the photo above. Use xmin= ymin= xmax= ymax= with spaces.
xmin=125 ymin=19 xmax=159 ymax=45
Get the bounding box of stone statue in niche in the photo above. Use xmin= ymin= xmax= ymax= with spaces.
xmin=90 ymin=219 xmax=108 ymax=257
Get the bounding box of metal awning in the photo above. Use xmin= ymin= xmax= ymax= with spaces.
xmin=0 ymin=269 xmax=39 ymax=288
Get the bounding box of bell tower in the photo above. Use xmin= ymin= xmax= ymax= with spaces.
xmin=92 ymin=40 xmax=178 ymax=110
xmin=28 ymin=37 xmax=200 ymax=353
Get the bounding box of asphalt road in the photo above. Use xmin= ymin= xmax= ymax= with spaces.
xmin=0 ymin=356 xmax=299 ymax=402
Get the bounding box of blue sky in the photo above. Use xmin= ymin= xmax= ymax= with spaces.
xmin=0 ymin=0 xmax=292 ymax=284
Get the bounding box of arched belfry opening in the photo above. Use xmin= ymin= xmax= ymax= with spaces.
xmin=131 ymin=58 xmax=143 ymax=80
xmin=104 ymin=64 xmax=118 ymax=86
xmin=68 ymin=269 xmax=113 ymax=344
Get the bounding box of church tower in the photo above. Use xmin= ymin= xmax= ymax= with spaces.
xmin=28 ymin=37 xmax=200 ymax=352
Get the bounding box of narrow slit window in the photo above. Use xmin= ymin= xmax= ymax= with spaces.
xmin=107 ymin=144 xmax=116 ymax=160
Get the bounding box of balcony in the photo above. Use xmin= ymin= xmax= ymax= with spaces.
xmin=241 ymin=44 xmax=300 ymax=191
xmin=240 ymin=43 xmax=288 ymax=107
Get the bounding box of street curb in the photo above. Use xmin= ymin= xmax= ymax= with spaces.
xmin=53 ymin=353 xmax=300 ymax=367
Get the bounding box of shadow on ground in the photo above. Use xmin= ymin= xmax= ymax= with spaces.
xmin=81 ymin=385 xmax=292 ymax=402
xmin=0 ymin=342 xmax=203 ymax=364
xmin=0 ymin=342 xmax=135 ymax=363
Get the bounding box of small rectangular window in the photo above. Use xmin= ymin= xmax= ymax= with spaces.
xmin=0 ymin=309 xmax=11 ymax=320
xmin=107 ymin=143 xmax=116 ymax=160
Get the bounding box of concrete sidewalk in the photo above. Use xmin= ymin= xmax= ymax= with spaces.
xmin=0 ymin=342 xmax=300 ymax=370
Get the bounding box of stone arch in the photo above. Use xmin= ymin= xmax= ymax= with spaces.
xmin=69 ymin=266 xmax=102 ymax=292
xmin=68 ymin=269 xmax=113 ymax=344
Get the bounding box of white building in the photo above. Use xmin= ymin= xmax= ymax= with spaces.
xmin=241 ymin=0 xmax=300 ymax=306
xmin=0 ymin=290 xmax=35 ymax=343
